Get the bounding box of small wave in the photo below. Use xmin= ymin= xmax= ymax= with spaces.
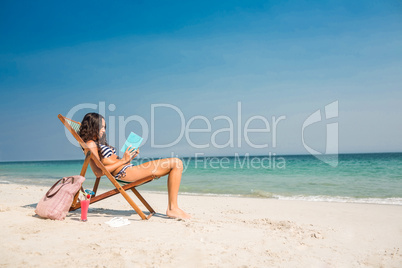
xmin=244 ymin=189 xmax=402 ymax=205
xmin=141 ymin=190 xmax=402 ymax=205
xmin=249 ymin=189 xmax=275 ymax=198
xmin=0 ymin=180 xmax=10 ymax=184
xmin=178 ymin=191 xmax=245 ymax=198
xmin=274 ymin=195 xmax=402 ymax=205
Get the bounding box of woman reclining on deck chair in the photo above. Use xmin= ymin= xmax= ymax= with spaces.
xmin=79 ymin=112 xmax=191 ymax=219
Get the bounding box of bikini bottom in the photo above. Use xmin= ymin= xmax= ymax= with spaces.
xmin=114 ymin=164 xmax=134 ymax=180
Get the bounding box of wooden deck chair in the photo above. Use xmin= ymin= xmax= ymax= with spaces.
xmin=58 ymin=114 xmax=156 ymax=220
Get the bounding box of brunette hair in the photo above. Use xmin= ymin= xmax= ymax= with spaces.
xmin=78 ymin=113 xmax=110 ymax=159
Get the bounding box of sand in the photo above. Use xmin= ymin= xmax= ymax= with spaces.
xmin=0 ymin=183 xmax=401 ymax=267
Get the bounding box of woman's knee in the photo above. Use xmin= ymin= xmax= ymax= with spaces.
xmin=172 ymin=158 xmax=183 ymax=170
xmin=158 ymin=158 xmax=182 ymax=171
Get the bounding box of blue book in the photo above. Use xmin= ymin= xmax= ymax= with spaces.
xmin=121 ymin=132 xmax=143 ymax=153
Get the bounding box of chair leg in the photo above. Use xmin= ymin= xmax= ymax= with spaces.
xmin=70 ymin=151 xmax=91 ymax=211
xmin=70 ymin=191 xmax=81 ymax=210
xmin=117 ymin=187 xmax=148 ymax=220
xmin=131 ymin=188 xmax=155 ymax=214
xmin=80 ymin=151 xmax=91 ymax=177
xmin=92 ymin=177 xmax=101 ymax=196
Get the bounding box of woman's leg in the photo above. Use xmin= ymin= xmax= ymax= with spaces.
xmin=123 ymin=158 xmax=191 ymax=219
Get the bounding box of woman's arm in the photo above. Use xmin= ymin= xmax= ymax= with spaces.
xmin=86 ymin=141 xmax=137 ymax=175
xmin=85 ymin=140 xmax=104 ymax=177
xmin=100 ymin=155 xmax=127 ymax=173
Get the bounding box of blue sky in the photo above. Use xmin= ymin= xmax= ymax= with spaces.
xmin=0 ymin=0 xmax=401 ymax=161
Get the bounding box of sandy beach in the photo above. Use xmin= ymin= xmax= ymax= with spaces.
xmin=0 ymin=183 xmax=401 ymax=268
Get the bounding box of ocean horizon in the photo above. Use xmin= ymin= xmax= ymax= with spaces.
xmin=1 ymin=152 xmax=401 ymax=205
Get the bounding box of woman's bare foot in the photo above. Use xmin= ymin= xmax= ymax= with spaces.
xmin=166 ymin=207 xmax=191 ymax=219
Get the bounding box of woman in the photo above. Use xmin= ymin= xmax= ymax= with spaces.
xmin=78 ymin=112 xmax=191 ymax=219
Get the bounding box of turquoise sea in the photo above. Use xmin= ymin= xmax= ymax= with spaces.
xmin=1 ymin=153 xmax=401 ymax=205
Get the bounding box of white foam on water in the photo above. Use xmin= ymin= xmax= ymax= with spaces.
xmin=273 ymin=195 xmax=402 ymax=205
xmin=140 ymin=190 xmax=402 ymax=206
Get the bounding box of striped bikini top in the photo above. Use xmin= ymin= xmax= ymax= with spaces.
xmin=100 ymin=144 xmax=116 ymax=158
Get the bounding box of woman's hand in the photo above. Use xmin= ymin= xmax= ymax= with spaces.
xmin=122 ymin=145 xmax=139 ymax=164
xmin=131 ymin=148 xmax=140 ymax=161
